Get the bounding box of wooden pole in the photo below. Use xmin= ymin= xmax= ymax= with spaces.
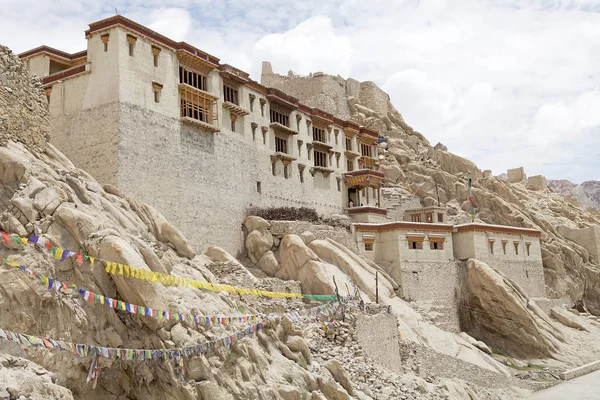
xmin=375 ymin=271 xmax=379 ymax=304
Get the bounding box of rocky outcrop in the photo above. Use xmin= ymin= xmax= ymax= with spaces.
xmin=549 ymin=179 xmax=600 ymax=211
xmin=462 ymin=259 xmax=564 ymax=358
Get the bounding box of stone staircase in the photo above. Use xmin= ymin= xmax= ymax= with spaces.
xmin=380 ymin=187 xmax=422 ymax=222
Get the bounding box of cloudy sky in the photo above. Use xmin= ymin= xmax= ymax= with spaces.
xmin=1 ymin=0 xmax=599 ymax=183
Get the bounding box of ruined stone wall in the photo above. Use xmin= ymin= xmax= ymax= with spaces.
xmin=261 ymin=68 xmax=351 ymax=118
xmin=355 ymin=311 xmax=519 ymax=389
xmin=558 ymin=225 xmax=600 ymax=264
xmin=355 ymin=313 xmax=402 ymax=372
xmin=268 ymin=220 xmax=357 ymax=252
xmin=0 ymin=45 xmax=49 ymax=153
xmin=507 ymin=167 xmax=526 ymax=183
xmin=399 ymin=261 xmax=462 ymax=331
xmin=380 ymin=192 xmax=421 ymax=222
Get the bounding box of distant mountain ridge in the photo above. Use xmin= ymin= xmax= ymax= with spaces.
xmin=549 ymin=179 xmax=600 ymax=211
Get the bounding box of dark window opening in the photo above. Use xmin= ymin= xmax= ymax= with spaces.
xmin=270 ymin=109 xmax=289 ymax=127
xmin=275 ymin=136 xmax=288 ymax=153
xmin=314 ymin=150 xmax=327 ymax=167
xmin=257 ymin=181 xmax=262 ymax=193
xmin=365 ymin=243 xmax=373 ymax=251
xmin=179 ymin=66 xmax=208 ymax=91
xmin=313 ymin=127 xmax=326 ymax=142
xmin=408 ymin=241 xmax=423 ymax=250
xmin=224 ymin=85 xmax=238 ymax=104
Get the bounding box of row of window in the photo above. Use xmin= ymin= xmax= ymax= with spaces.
xmin=489 ymin=240 xmax=531 ymax=256
xmin=99 ymin=33 xmax=375 ymax=152
xmin=410 ymin=213 xmax=445 ymax=223
xmin=267 ymin=165 xmax=343 ymax=189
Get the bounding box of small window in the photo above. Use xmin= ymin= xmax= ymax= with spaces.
xmin=526 ymin=270 xmax=529 ymax=278
xmin=270 ymin=109 xmax=289 ymax=127
xmin=335 ymin=130 xmax=339 ymax=144
xmin=284 ymin=165 xmax=289 ymax=179
xmin=313 ymin=127 xmax=326 ymax=142
xmin=231 ymin=119 xmax=236 ymax=132
xmin=127 ymin=34 xmax=137 ymax=57
xmin=336 ymin=156 xmax=340 ymax=168
xmin=489 ymin=240 xmax=494 ymax=255
xmin=252 ymin=125 xmax=257 ymax=141
xmin=438 ymin=213 xmax=444 ymax=222
xmin=408 ymin=241 xmax=423 ymax=250
xmin=514 ymin=242 xmax=519 ymax=255
xmin=298 ymin=142 xmax=302 ymax=157
xmin=256 ymin=181 xmax=262 ymax=193
xmin=263 ymin=131 xmax=267 ymax=145
xmin=345 ymin=137 xmax=352 ymax=151
xmin=249 ymin=95 xmax=255 ymax=111
xmin=430 ymin=241 xmax=444 ymax=250
xmin=411 ymin=214 xmax=421 ymax=223
xmin=101 ymin=34 xmax=109 ymax=52
xmin=365 ymin=242 xmax=373 ymax=251
xmin=314 ymin=150 xmax=327 ymax=167
xmin=299 ymin=167 xmax=304 ymax=183
xmin=347 ymin=159 xmax=353 ymax=171
xmin=152 ymin=46 xmax=161 ymax=67
xmin=502 ymin=241 xmax=507 ymax=254
xmin=261 ymin=103 xmax=265 ymax=117
xmin=275 ymin=136 xmax=288 ymax=153
xmin=337 ymin=178 xmax=341 ymax=192
xmin=224 ymin=85 xmax=238 ymax=105
xmin=272 ymin=163 xmax=276 ymax=176
xmin=152 ymin=82 xmax=162 ymax=104
xmin=526 ymin=243 xmax=531 ymax=256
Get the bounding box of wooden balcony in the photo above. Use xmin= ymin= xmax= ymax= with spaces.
xmin=343 ymin=169 xmax=384 ymax=189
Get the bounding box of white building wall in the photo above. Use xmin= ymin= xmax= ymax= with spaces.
xmin=453 ymin=229 xmax=545 ymax=297
xmin=24 ymin=54 xmax=48 ymax=78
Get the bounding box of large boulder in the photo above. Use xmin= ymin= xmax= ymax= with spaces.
xmin=138 ymin=204 xmax=196 ymax=259
xmin=246 ymin=230 xmax=274 ymax=263
xmin=324 ymin=360 xmax=354 ymax=395
xmin=463 ymin=259 xmax=564 ymax=358
xmin=0 ymin=147 xmax=27 ymax=185
xmin=258 ymin=250 xmax=280 ymax=276
xmin=276 ymin=235 xmax=318 ymax=280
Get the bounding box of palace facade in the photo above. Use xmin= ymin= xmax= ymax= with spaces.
xmin=20 ymin=16 xmax=386 ymax=255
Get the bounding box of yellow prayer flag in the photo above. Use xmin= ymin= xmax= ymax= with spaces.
xmin=105 ymin=262 xmax=111 ymax=273
xmin=111 ymin=263 xmax=117 ymax=275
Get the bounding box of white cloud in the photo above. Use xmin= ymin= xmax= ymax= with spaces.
xmin=1 ymin=0 xmax=599 ymax=182
xmin=253 ymin=16 xmax=354 ymax=77
xmin=146 ymin=8 xmax=192 ymax=42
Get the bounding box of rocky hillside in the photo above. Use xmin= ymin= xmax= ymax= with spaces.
xmin=262 ymin=66 xmax=600 ymax=313
xmin=548 ymin=179 xmax=600 ymax=212
xmin=0 ymin=45 xmax=546 ymax=400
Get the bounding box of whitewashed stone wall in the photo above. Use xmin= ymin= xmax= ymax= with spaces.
xmin=453 ymin=229 xmax=545 ymax=297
